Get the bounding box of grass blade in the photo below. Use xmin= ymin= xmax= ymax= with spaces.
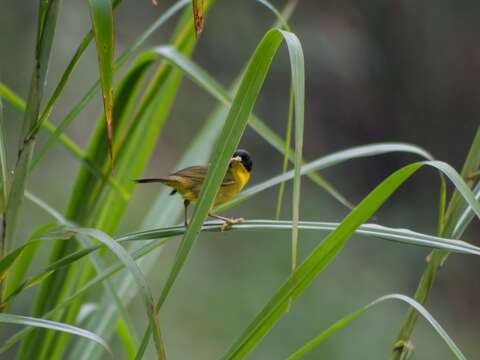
xmin=220 ymin=160 xmax=479 ymax=359
xmin=275 ymin=86 xmax=293 ymax=219
xmin=0 ymin=313 xmax=111 ymax=355
xmin=3 ymin=0 xmax=61 ymax=254
xmin=286 ymin=294 xmax=466 ymax=360
xmin=216 ymin=142 xmax=433 ymax=212
xmin=0 ymin=97 xmax=8 ymax=215
xmin=88 ymin=0 xmax=115 ymax=167
xmin=280 ymin=29 xmax=305 ymax=288
xmin=444 ymin=127 xmax=480 ymax=234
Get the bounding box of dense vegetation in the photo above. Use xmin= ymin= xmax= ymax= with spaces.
xmin=0 ymin=0 xmax=478 ymax=359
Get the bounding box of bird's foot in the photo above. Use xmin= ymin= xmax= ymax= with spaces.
xmin=220 ymin=217 xmax=244 ymax=232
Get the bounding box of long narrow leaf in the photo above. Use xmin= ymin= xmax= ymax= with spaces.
xmin=88 ymin=0 xmax=115 ymax=166
xmin=3 ymin=0 xmax=61 ymax=253
xmin=286 ymin=294 xmax=465 ymax=360
xmin=216 ymin=142 xmax=433 ymax=212
xmin=0 ymin=97 xmax=8 ymax=215
xmin=0 ymin=313 xmax=111 ymax=355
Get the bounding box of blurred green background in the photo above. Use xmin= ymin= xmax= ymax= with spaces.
xmin=1 ymin=0 xmax=479 ymax=358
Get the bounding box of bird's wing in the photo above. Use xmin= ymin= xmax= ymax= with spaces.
xmin=172 ymin=165 xmax=236 ymax=187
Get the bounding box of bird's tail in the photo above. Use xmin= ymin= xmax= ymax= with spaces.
xmin=134 ymin=177 xmax=171 ymax=184
xmin=134 ymin=177 xmax=178 ymax=195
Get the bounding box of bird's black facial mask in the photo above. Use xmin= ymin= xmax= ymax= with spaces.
xmin=232 ymin=149 xmax=252 ymax=172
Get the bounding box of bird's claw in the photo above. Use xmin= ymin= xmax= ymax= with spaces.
xmin=220 ymin=217 xmax=244 ymax=232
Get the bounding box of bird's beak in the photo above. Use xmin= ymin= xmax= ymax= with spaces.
xmin=231 ymin=155 xmax=242 ymax=162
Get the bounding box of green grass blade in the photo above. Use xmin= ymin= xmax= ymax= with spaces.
xmin=3 ymin=0 xmax=61 ymax=254
xmin=0 ymin=313 xmax=111 ymax=355
xmin=0 ymin=82 xmax=25 ymax=110
xmin=88 ymin=0 xmax=115 ymax=166
xmin=286 ymin=294 xmax=466 ymax=360
xmin=216 ymin=142 xmax=433 ymax=212
xmin=280 ymin=28 xmax=305 ymax=283
xmin=135 ymin=28 xmax=302 ymax=359
xmin=0 ymin=97 xmax=8 ymax=215
xmin=117 ymin=220 xmax=480 ymax=255
xmin=275 ymin=86 xmax=293 ymax=219
xmin=444 ymin=127 xmax=480 ymax=234
xmin=220 ymin=160 xmax=479 ymax=359
xmin=452 ymin=181 xmax=480 ymax=238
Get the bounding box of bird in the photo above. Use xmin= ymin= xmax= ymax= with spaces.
xmin=135 ymin=149 xmax=252 ymax=231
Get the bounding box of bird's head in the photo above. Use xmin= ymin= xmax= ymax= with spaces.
xmin=231 ymin=149 xmax=252 ymax=172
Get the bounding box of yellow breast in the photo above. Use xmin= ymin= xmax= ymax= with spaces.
xmin=214 ymin=162 xmax=250 ymax=205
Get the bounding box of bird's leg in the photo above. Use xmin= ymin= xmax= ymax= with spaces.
xmin=208 ymin=213 xmax=244 ymax=232
xmin=184 ymin=200 xmax=190 ymax=227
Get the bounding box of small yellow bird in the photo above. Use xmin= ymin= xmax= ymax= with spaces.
xmin=135 ymin=149 xmax=252 ymax=230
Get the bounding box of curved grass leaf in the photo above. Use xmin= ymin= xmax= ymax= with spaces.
xmin=69 ymin=228 xmax=166 ymax=359
xmin=220 ymin=161 xmax=479 ymax=360
xmin=282 ymin=29 xmax=304 ymax=284
xmin=117 ymin=220 xmax=480 ymax=256
xmin=18 ymin=193 xmax=139 ymax=352
xmin=139 ymin=45 xmax=351 ymax=210
xmin=134 ymin=28 xmax=305 ymax=359
xmin=275 ymin=86 xmax=293 ymax=219
xmin=444 ymin=127 xmax=480 ymax=235
xmin=0 ymin=313 xmax=111 ymax=355
xmin=452 ymin=181 xmax=480 ymax=238
xmin=286 ymin=294 xmax=465 ymax=360
xmin=216 ymin=142 xmax=433 ymax=212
